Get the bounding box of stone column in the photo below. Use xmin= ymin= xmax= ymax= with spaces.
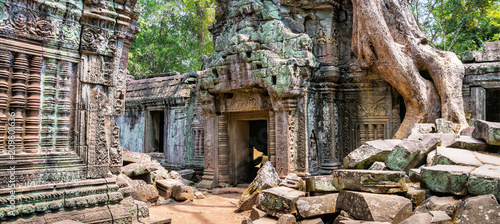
xmin=217 ymin=113 xmax=229 ymax=186
xmin=198 ymin=111 xmax=218 ymax=189
xmin=470 ymin=86 xmax=486 ymax=123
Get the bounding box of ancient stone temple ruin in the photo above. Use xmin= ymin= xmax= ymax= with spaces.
xmin=196 ymin=0 xmax=403 ymax=188
xmin=462 ymin=41 xmax=500 ymax=124
xmin=116 ymin=72 xmax=204 ymax=171
xmin=0 ymin=0 xmax=149 ymax=223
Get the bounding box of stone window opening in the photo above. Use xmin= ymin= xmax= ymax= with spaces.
xmin=486 ymin=89 xmax=500 ymax=122
xmin=148 ymin=110 xmax=164 ymax=153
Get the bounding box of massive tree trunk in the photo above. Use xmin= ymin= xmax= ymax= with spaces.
xmin=351 ymin=0 xmax=468 ymax=139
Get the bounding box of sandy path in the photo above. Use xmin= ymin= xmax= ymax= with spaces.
xmin=149 ymin=193 xmax=251 ymax=224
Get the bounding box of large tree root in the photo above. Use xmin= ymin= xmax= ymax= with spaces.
xmin=351 ymin=0 xmax=468 ymax=139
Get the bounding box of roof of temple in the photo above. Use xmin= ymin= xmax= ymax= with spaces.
xmin=125 ymin=72 xmax=196 ymax=102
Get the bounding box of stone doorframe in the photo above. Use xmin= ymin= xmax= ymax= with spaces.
xmin=227 ymin=111 xmax=270 ymax=186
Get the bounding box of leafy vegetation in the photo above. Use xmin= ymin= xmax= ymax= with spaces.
xmin=410 ymin=0 xmax=500 ymax=54
xmin=128 ymin=0 xmax=215 ymax=76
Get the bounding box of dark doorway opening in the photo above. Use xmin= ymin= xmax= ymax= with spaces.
xmin=150 ymin=111 xmax=164 ymax=153
xmin=249 ymin=120 xmax=268 ymax=181
xmin=486 ymin=89 xmax=500 ymax=122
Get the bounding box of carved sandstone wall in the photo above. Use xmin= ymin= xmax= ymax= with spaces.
xmin=0 ymin=0 xmax=141 ymax=222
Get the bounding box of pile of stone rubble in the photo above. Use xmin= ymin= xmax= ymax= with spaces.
xmin=238 ymin=119 xmax=500 ymax=224
xmin=118 ymin=150 xmax=205 ymax=204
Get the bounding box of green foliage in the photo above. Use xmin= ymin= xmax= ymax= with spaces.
xmin=411 ymin=0 xmax=500 ymax=54
xmin=128 ymin=0 xmax=215 ymax=76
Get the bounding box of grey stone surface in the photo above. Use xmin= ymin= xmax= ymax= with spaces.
xmin=409 ymin=168 xmax=421 ymax=182
xmin=279 ymin=173 xmax=305 ymax=190
xmin=472 ymin=120 xmax=500 ymax=146
xmin=336 ymin=191 xmax=412 ymax=223
xmin=156 ymin=179 xmax=184 ymax=198
xmin=296 ymin=193 xmax=338 ymax=218
xmin=250 ymin=206 xmax=267 ymax=221
xmin=368 ymin=161 xmax=387 ymax=170
xmin=277 ymin=214 xmax=296 ymax=224
xmin=448 ymin=136 xmax=487 ymax=151
xmin=466 ymin=164 xmax=500 ymax=200
xmin=385 ymin=139 xmax=431 ymax=172
xmin=331 ymin=169 xmax=407 ymax=194
xmin=399 ymin=213 xmax=433 ymax=224
xmin=433 ymin=147 xmax=482 ymax=167
xmin=342 ymin=139 xmax=402 ymax=169
xmin=455 ymin=194 xmax=500 ymax=224
xmin=130 ymin=179 xmax=160 ymax=203
xmin=260 ymin=186 xmax=305 ymax=217
xmin=429 ymin=211 xmax=451 ymax=224
xmin=305 ymin=175 xmax=338 ymax=193
xmin=420 ymin=165 xmax=475 ymax=195
xmin=238 ymin=161 xmax=281 ymax=211
xmin=414 ymin=196 xmax=461 ymax=217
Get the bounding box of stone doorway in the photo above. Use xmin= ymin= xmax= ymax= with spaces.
xmin=148 ymin=111 xmax=165 ymax=153
xmin=228 ymin=112 xmax=269 ymax=185
xmin=486 ymin=89 xmax=500 ymax=122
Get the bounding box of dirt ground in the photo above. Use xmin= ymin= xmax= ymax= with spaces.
xmin=149 ymin=190 xmax=251 ymax=224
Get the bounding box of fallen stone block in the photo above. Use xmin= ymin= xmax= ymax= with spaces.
xmin=123 ymin=150 xmax=153 ymax=163
xmin=259 ymin=186 xmax=305 ymax=218
xmin=122 ymin=161 xmax=161 ymax=177
xmin=331 ymin=169 xmax=407 ymax=194
xmin=472 ymin=119 xmax=500 ymax=146
xmin=277 ymin=214 xmax=296 ymax=224
xmin=305 ymin=175 xmax=338 ymax=194
xmin=156 ymin=179 xmax=184 ymax=198
xmin=448 ymin=136 xmax=488 ymax=151
xmin=414 ymin=196 xmax=461 ymax=218
xmin=250 ymin=206 xmax=267 ymax=221
xmin=296 ymin=193 xmax=338 ymax=218
xmin=436 ymin=119 xmax=458 ymax=134
xmin=343 ymin=139 xmax=402 ymax=169
xmin=433 ymin=147 xmax=482 ymax=167
xmin=455 ymin=194 xmax=500 ymax=224
xmin=336 ymin=191 xmax=412 ymax=223
xmin=368 ymin=161 xmax=387 ymax=170
xmin=130 ymin=179 xmax=160 ymax=203
xmin=405 ymin=184 xmax=428 ymax=207
xmin=466 ymin=164 xmax=500 ymax=199
xmin=385 ymin=139 xmax=434 ymax=172
xmin=472 ymin=151 xmax=500 ymax=166
xmin=242 ymin=217 xmax=254 ymax=224
xmin=238 ymin=161 xmax=281 ymax=211
xmin=427 ymin=150 xmax=437 ymax=166
xmin=420 ymin=165 xmax=475 ymax=195
xmin=279 ymin=173 xmax=305 ymax=191
xmin=177 ymin=169 xmax=196 ymax=180
xmin=172 ymin=185 xmax=194 ymax=201
xmin=399 ymin=213 xmax=433 ymax=224
xmin=409 ymin=168 xmax=421 ymax=182
xmin=459 ymin=127 xmax=475 ymax=136
xmin=252 ymin=216 xmax=278 ymax=224
xmin=138 ymin=214 xmax=172 ymax=224
xmin=429 ymin=210 xmax=451 ymax=224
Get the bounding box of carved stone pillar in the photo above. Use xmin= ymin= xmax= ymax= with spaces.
xmin=470 ymin=87 xmax=486 ymax=123
xmin=269 ymin=110 xmax=276 ymax=167
xmin=197 ymin=111 xmax=218 ymax=189
xmin=217 ymin=113 xmax=229 ymax=186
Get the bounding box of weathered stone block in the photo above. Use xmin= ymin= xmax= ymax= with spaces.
xmin=405 ymin=184 xmax=428 ymax=207
xmin=279 ymin=173 xmax=305 ymax=191
xmin=172 ymin=185 xmax=194 ymax=201
xmin=436 ymin=119 xmax=458 ymax=134
xmin=385 ymin=139 xmax=434 ymax=172
xmin=414 ymin=196 xmax=461 ymax=218
xmin=250 ymin=206 xmax=267 ymax=221
xmin=277 ymin=214 xmax=296 ymax=224
xmin=455 ymin=195 xmax=500 ymax=224
xmin=472 ymin=151 xmax=500 ymax=166
xmin=238 ymin=161 xmax=281 ymax=211
xmin=472 ymin=119 xmax=500 ymax=146
xmin=429 ymin=211 xmax=451 ymax=224
xmin=409 ymin=168 xmax=421 ymax=182
xmin=368 ymin=161 xmax=387 ymax=170
xmin=342 ymin=139 xmax=402 ymax=169
xmin=466 ymin=164 xmax=500 ymax=199
xmin=194 ymin=191 xmax=205 ymax=199
xmin=331 ymin=169 xmax=407 ymax=194
xmin=305 ymin=175 xmax=338 ymax=193
xmin=433 ymin=147 xmax=482 ymax=167
xmin=259 ymin=186 xmax=305 ymax=217
xmin=122 ymin=161 xmax=160 ymax=177
xmin=130 ymin=179 xmax=160 ymax=203
xmin=156 ymin=179 xmax=184 ymax=198
xmin=420 ymin=165 xmax=475 ymax=195
xmin=336 ymin=191 xmax=412 ymax=223
xmin=296 ymin=193 xmax=338 ymax=218
xmin=448 ymin=136 xmax=488 ymax=151
xmin=123 ymin=150 xmax=153 ymax=163
xmin=399 ymin=213 xmax=433 ymax=224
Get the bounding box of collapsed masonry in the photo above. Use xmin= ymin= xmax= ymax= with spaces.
xmin=238 ymin=119 xmax=500 ymax=224
xmin=0 ymin=0 xmax=167 ymax=223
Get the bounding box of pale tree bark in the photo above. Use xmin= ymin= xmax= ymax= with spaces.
xmin=351 ymin=0 xmax=468 ymax=139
